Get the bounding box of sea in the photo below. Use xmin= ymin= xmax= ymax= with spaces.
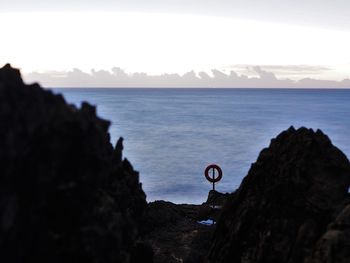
xmin=53 ymin=88 xmax=350 ymax=204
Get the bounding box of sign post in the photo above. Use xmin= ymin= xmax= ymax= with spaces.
xmin=204 ymin=164 xmax=223 ymax=209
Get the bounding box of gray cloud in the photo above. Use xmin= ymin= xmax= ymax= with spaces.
xmin=23 ymin=66 xmax=350 ymax=88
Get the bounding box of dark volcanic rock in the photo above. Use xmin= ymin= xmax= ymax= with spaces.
xmin=307 ymin=203 xmax=350 ymax=263
xmin=0 ymin=64 xmax=148 ymax=262
xmin=144 ymin=201 xmax=207 ymax=230
xmin=142 ymin=201 xmax=215 ymax=263
xmin=208 ymin=126 xmax=350 ymax=263
xmin=205 ymin=190 xmax=231 ymax=207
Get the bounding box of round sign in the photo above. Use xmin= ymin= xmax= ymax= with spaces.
xmin=205 ymin=164 xmax=223 ymax=183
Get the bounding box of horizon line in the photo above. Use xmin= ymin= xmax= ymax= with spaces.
xmin=49 ymin=86 xmax=350 ymax=90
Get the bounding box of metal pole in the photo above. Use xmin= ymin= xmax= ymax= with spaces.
xmin=212 ymin=168 xmax=215 ymax=210
xmin=212 ymin=167 xmax=215 ymax=191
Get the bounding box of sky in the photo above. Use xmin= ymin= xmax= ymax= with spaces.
xmin=1 ymin=0 xmax=350 ymax=87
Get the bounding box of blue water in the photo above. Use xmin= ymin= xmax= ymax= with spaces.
xmin=53 ymin=88 xmax=350 ymax=204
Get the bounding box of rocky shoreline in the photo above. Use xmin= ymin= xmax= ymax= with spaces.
xmin=140 ymin=191 xmax=229 ymax=263
xmin=1 ymin=64 xmax=350 ymax=263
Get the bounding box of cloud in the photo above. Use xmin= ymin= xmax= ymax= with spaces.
xmin=260 ymin=65 xmax=331 ymax=73
xmin=226 ymin=64 xmax=335 ymax=80
xmin=252 ymin=66 xmax=277 ymax=81
xmin=23 ymin=66 xmax=350 ymax=88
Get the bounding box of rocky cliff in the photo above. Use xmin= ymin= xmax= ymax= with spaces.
xmin=208 ymin=126 xmax=350 ymax=263
xmin=307 ymin=204 xmax=350 ymax=263
xmin=0 ymin=64 xmax=149 ymax=263
xmin=2 ymin=63 xmax=350 ymax=263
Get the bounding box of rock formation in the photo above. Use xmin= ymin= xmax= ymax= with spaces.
xmin=307 ymin=203 xmax=350 ymax=263
xmin=0 ymin=64 xmax=149 ymax=263
xmin=208 ymin=127 xmax=350 ymax=263
xmin=205 ymin=190 xmax=231 ymax=207
xmin=141 ymin=200 xmax=215 ymax=263
xmin=3 ymin=63 xmax=350 ymax=263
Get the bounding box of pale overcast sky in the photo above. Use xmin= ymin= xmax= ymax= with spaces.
xmin=1 ymin=0 xmax=350 ymax=87
xmin=1 ymin=0 xmax=350 ymax=29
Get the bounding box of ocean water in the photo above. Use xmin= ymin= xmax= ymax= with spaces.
xmin=53 ymin=88 xmax=350 ymax=204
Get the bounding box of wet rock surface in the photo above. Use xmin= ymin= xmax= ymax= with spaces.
xmin=0 ymin=64 xmax=148 ymax=263
xmin=208 ymin=126 xmax=350 ymax=263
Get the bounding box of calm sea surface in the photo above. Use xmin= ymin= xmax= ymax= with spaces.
xmin=53 ymin=88 xmax=350 ymax=204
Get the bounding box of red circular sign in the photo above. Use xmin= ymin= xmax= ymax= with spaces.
xmin=205 ymin=164 xmax=223 ymax=183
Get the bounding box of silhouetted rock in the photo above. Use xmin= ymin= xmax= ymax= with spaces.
xmin=115 ymin=137 xmax=124 ymax=163
xmin=205 ymin=190 xmax=230 ymax=206
xmin=4 ymin=63 xmax=350 ymax=263
xmin=0 ymin=64 xmax=147 ymax=263
xmin=208 ymin=126 xmax=350 ymax=263
xmin=307 ymin=203 xmax=350 ymax=263
xmin=130 ymin=242 xmax=154 ymax=263
xmin=142 ymin=200 xmax=215 ymax=263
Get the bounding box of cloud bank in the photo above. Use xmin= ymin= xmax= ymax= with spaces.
xmin=23 ymin=66 xmax=350 ymax=88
